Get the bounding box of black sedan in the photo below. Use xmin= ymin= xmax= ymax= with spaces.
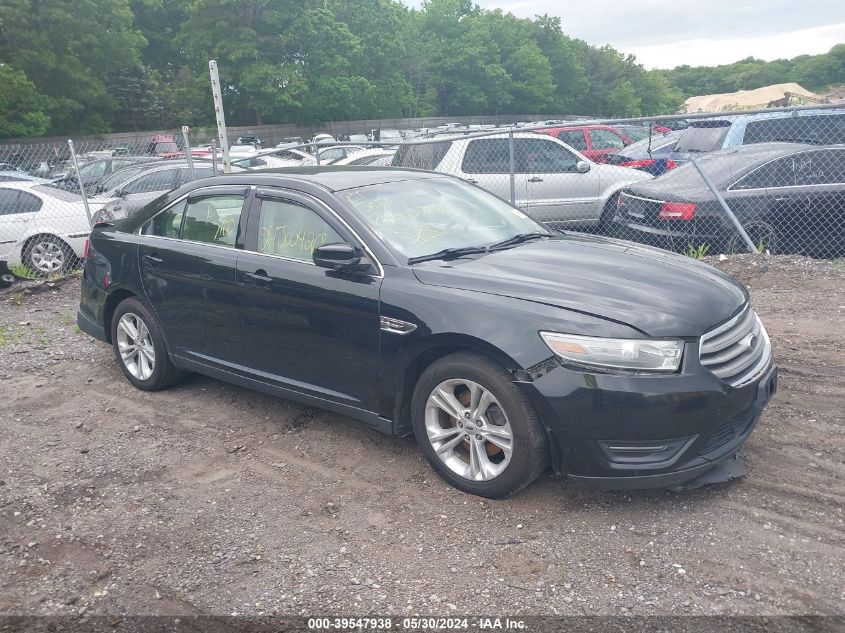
xmin=613 ymin=143 xmax=845 ymax=256
xmin=77 ymin=168 xmax=777 ymax=498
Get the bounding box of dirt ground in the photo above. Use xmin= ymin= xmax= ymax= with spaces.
xmin=0 ymin=255 xmax=843 ymax=619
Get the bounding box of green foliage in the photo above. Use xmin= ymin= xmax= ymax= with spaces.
xmin=0 ymin=66 xmax=51 ymax=138
xmin=2 ymin=0 xmax=843 ymax=137
xmin=661 ymin=44 xmax=845 ymax=98
xmin=0 ymin=0 xmax=146 ymax=135
xmin=685 ymin=243 xmax=711 ymax=260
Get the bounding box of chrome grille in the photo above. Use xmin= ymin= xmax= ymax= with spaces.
xmin=699 ymin=306 xmax=771 ymax=387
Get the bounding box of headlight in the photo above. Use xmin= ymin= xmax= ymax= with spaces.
xmin=539 ymin=331 xmax=683 ymax=373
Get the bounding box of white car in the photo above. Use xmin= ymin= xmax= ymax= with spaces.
xmin=393 ymin=132 xmax=652 ymax=228
xmin=332 ymin=148 xmax=396 ymax=166
xmin=0 ymin=181 xmax=109 ymax=274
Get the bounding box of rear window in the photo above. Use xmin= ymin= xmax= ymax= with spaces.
xmin=675 ymin=122 xmax=731 ymax=153
xmin=743 ymin=114 xmax=845 ymax=145
xmin=392 ymin=141 xmax=451 ymax=170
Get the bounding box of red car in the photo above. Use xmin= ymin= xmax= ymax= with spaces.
xmin=535 ymin=125 xmax=634 ymax=163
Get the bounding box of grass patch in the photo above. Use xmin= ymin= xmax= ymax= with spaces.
xmin=8 ymin=263 xmax=37 ymax=280
xmin=685 ymin=243 xmax=710 ymax=260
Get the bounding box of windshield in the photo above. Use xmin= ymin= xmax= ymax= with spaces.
xmin=99 ymin=165 xmax=149 ymax=192
xmin=338 ymin=178 xmax=549 ymax=261
xmin=674 ymin=123 xmax=731 ymax=153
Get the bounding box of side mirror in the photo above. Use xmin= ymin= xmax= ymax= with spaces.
xmin=313 ymin=242 xmax=369 ymax=271
xmin=576 ymin=160 xmax=591 ymax=174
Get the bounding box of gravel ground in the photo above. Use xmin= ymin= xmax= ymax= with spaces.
xmin=0 ymin=255 xmax=843 ymax=619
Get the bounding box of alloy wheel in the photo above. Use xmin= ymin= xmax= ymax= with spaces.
xmin=29 ymin=240 xmax=66 ymax=274
xmin=424 ymin=378 xmax=513 ymax=481
xmin=116 ymin=313 xmax=156 ymax=381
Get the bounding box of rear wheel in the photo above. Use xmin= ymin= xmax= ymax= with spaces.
xmin=726 ymin=218 xmax=777 ymax=255
xmin=411 ymin=352 xmax=549 ymax=498
xmin=111 ymin=297 xmax=184 ymax=391
xmin=23 ymin=235 xmax=75 ymax=276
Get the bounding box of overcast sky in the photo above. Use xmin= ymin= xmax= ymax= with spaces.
xmin=473 ymin=0 xmax=845 ymax=68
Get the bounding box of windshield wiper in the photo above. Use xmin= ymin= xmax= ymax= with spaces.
xmin=406 ymin=245 xmax=488 ymax=265
xmin=487 ymin=232 xmax=550 ymax=252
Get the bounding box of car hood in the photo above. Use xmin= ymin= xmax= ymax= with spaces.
xmin=412 ymin=235 xmax=747 ymax=337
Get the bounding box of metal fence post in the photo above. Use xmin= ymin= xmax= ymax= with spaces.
xmin=315 ymin=143 xmax=321 ymax=165
xmin=67 ymin=140 xmax=93 ymax=229
xmin=181 ymin=126 xmax=195 ymax=180
xmin=211 ymin=139 xmax=219 ymax=176
xmin=208 ymin=60 xmax=231 ymax=173
xmin=690 ymin=157 xmax=758 ymax=254
xmin=508 ymin=130 xmax=516 ymax=205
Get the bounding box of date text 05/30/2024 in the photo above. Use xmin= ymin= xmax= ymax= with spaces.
xmin=307 ymin=617 xmax=528 ymax=630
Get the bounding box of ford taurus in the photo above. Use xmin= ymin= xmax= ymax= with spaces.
xmin=77 ymin=168 xmax=777 ymax=498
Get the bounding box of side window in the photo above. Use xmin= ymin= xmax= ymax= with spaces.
xmin=256 ymin=198 xmax=342 ymax=262
xmin=17 ymin=191 xmax=43 ymax=213
xmin=792 ymin=150 xmax=845 ymax=186
xmin=124 ymin=169 xmax=178 ymax=195
xmin=0 ymin=190 xmax=22 ymax=215
xmin=462 ymin=139 xmax=510 ymax=174
xmin=590 ymin=129 xmax=627 ymax=150
xmin=182 ymin=195 xmax=245 ymax=247
xmin=557 ymin=130 xmax=587 ymax=151
xmin=146 ymin=200 xmax=186 ymax=238
xmin=733 ymin=157 xmax=796 ymax=190
xmin=518 ymin=138 xmax=578 ymax=173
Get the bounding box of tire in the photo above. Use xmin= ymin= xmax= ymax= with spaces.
xmin=0 ymin=273 xmax=14 ymax=288
xmin=411 ymin=352 xmax=549 ymax=499
xmin=110 ymin=297 xmax=184 ymax=391
xmin=726 ymin=218 xmax=777 ymax=255
xmin=22 ymin=235 xmax=75 ymax=276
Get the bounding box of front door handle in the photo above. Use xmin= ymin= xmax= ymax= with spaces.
xmin=465 ymin=178 xmax=478 ymax=184
xmin=142 ymin=254 xmax=163 ymax=266
xmin=775 ymin=196 xmax=790 ymax=202
xmin=243 ymin=270 xmax=272 ymax=285
xmin=528 ymin=176 xmax=544 ymax=183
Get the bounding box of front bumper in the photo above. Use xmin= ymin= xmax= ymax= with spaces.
xmin=522 ymin=354 xmax=777 ymax=490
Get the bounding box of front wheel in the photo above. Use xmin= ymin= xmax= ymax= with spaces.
xmin=111 ymin=297 xmax=184 ymax=391
xmin=411 ymin=353 xmax=549 ymax=498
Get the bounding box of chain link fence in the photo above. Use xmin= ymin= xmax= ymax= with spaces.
xmin=1 ymin=105 xmax=844 ymax=280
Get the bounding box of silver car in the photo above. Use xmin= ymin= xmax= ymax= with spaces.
xmin=393 ymin=132 xmax=651 ymax=228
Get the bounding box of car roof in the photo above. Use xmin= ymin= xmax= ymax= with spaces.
xmin=189 ymin=166 xmax=444 ymax=193
xmin=628 ymin=142 xmax=826 ymax=196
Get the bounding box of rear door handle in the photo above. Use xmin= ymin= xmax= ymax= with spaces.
xmin=142 ymin=254 xmax=163 ymax=266
xmin=775 ymin=196 xmax=790 ymax=202
xmin=243 ymin=270 xmax=272 ymax=285
xmin=528 ymin=177 xmax=544 ymax=183
xmin=465 ymin=178 xmax=478 ymax=184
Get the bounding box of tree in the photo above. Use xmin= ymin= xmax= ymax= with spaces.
xmin=0 ymin=65 xmax=51 ymax=139
xmin=0 ymin=0 xmax=146 ymax=135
